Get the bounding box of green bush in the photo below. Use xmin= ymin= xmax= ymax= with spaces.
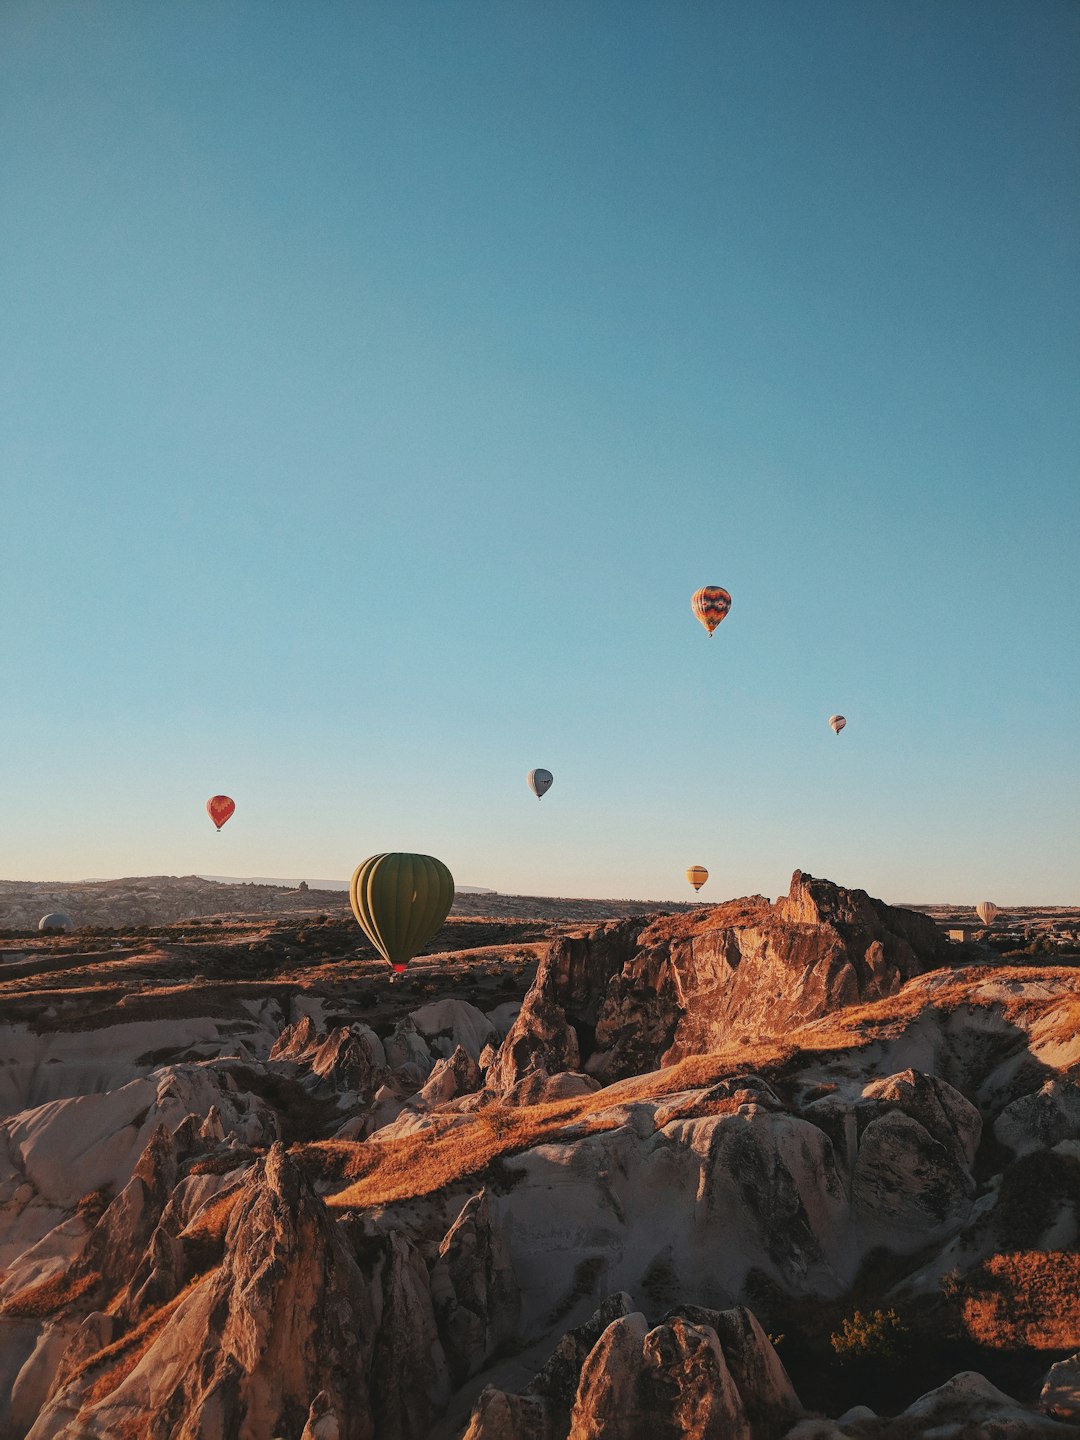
xmin=830 ymin=1308 xmax=908 ymax=1363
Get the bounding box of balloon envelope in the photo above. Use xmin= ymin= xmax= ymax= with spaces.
xmin=38 ymin=912 xmax=73 ymax=933
xmin=975 ymin=901 xmax=999 ymax=926
xmin=686 ymin=866 xmax=709 ymax=892
xmin=350 ymin=852 xmax=455 ymax=973
xmin=691 ymin=586 xmax=731 ymax=636
xmin=206 ymin=795 xmax=235 ymax=831
xmin=527 ymin=768 xmax=554 ymax=799
xmin=829 ymin=715 xmax=847 ymax=734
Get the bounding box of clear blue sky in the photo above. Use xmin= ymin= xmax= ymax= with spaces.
xmin=2 ymin=2 xmax=1077 ymax=904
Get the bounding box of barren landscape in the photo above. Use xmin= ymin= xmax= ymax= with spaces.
xmin=1 ymin=872 xmax=1078 ymax=1438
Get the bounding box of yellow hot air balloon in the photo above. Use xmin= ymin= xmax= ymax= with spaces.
xmin=686 ymin=866 xmax=709 ymax=892
xmin=350 ymin=853 xmax=455 ymax=974
xmin=975 ymin=901 xmax=999 ymax=927
xmin=691 ymin=586 xmax=731 ymax=636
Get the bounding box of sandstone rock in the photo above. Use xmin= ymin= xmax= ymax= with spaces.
xmin=468 ymin=1300 xmax=797 ymax=1440
xmin=897 ymin=1370 xmax=1074 ymax=1437
xmin=463 ymin=1293 xmax=635 ymax=1440
xmin=494 ymin=872 xmax=947 ymax=1086
xmin=858 ymin=1069 xmax=981 ymax=1168
xmin=30 ymin=1144 xmax=450 ymax=1440
xmin=77 ymin=1119 xmax=197 ymax=1302
xmin=501 ymin=1071 xmax=601 ymax=1107
xmin=490 ymin=990 xmax=581 ymax=1092
xmin=272 ymin=1018 xmax=388 ymax=1095
xmin=852 ymin=1111 xmax=974 ymax=1233
xmin=384 ymin=1016 xmax=435 ymax=1078
xmin=301 ymin=1389 xmax=341 ymax=1440
xmin=1041 ymin=1352 xmax=1080 ymax=1422
xmin=644 ymin=1317 xmax=753 ymax=1439
xmin=419 ymin=1045 xmax=482 ymax=1107
xmin=487 ymin=1001 xmax=523 ymax=1038
xmin=676 ymin=1305 xmax=802 ymax=1439
xmin=995 ymin=1080 xmax=1080 ymax=1158
xmin=410 ymin=997 xmax=497 ymax=1062
xmin=269 ymin=1012 xmax=318 ymax=1059
xmin=431 ymin=1189 xmax=520 ymax=1384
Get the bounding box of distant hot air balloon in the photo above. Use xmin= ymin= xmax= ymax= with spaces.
xmin=38 ymin=911 xmax=73 ymax=934
xmin=975 ymin=901 xmax=999 ymax=927
xmin=686 ymin=866 xmax=709 ymax=892
xmin=207 ymin=795 xmax=235 ymax=831
xmin=829 ymin=715 xmax=847 ymax=735
xmin=527 ymin=768 xmax=554 ymax=799
xmin=691 ymin=586 xmax=732 ymax=637
xmin=350 ymin=852 xmax=455 ymax=974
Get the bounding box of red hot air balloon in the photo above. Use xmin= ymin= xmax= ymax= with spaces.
xmin=206 ymin=795 xmax=235 ymax=831
xmin=691 ymin=586 xmax=732 ymax=636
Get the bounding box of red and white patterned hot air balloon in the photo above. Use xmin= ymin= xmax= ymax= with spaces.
xmin=206 ymin=795 xmax=235 ymax=832
xmin=691 ymin=586 xmax=731 ymax=636
xmin=829 ymin=715 xmax=846 ymax=735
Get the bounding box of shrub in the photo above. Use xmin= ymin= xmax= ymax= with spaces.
xmin=959 ymin=1252 xmax=1080 ymax=1349
xmin=830 ymin=1308 xmax=909 ymax=1363
xmin=940 ymin=1267 xmax=963 ymax=1301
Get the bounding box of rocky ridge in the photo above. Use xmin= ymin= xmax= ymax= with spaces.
xmin=0 ymin=871 xmax=1077 ymax=1439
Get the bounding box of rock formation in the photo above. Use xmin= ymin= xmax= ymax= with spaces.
xmin=1 ymin=873 xmax=1077 ymax=1440
xmin=492 ymin=871 xmax=948 ymax=1088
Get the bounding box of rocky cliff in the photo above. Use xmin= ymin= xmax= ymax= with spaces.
xmin=1 ymin=874 xmax=1077 ymax=1440
xmin=492 ymin=870 xmax=947 ymax=1087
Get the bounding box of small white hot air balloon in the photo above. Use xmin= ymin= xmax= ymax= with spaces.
xmin=975 ymin=901 xmax=999 ymax=927
xmin=829 ymin=715 xmax=846 ymax=735
xmin=38 ymin=912 xmax=74 ymax=933
xmin=527 ymin=768 xmax=553 ymax=799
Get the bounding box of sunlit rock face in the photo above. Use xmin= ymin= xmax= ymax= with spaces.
xmin=465 ymin=1299 xmax=803 ymax=1440
xmin=1 ymin=876 xmax=1078 ymax=1440
xmin=25 ymin=1145 xmax=452 ymax=1440
xmin=493 ymin=871 xmax=947 ymax=1088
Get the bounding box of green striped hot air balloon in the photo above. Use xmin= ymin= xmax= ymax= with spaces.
xmin=349 ymin=852 xmax=455 ymax=974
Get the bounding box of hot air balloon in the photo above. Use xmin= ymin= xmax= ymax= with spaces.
xmin=686 ymin=866 xmax=709 ymax=892
xmin=975 ymin=901 xmax=999 ymax=927
xmin=829 ymin=715 xmax=846 ymax=735
xmin=38 ymin=911 xmax=73 ymax=933
xmin=350 ymin=852 xmax=455 ymax=974
xmin=691 ymin=586 xmax=731 ymax=636
xmin=527 ymin=768 xmax=553 ymax=799
xmin=206 ymin=795 xmax=235 ymax=831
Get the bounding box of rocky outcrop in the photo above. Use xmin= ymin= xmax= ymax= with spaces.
xmin=490 ymin=989 xmax=581 ymax=1092
xmin=431 ymin=1189 xmax=519 ymax=1384
xmin=464 ymin=1293 xmax=636 ymax=1440
xmin=271 ymin=1017 xmax=388 ymax=1095
xmin=1041 ymin=1352 xmax=1080 ymax=1422
xmin=492 ymin=872 xmax=948 ymax=1087
xmin=465 ymin=1298 xmax=801 ymax=1440
xmin=419 ymin=1045 xmax=482 ymax=1106
xmin=849 ymin=1071 xmax=981 ymax=1234
xmin=32 ymin=1145 xmax=450 ymax=1440
xmin=410 ymin=997 xmax=497 ymax=1062
xmin=995 ymin=1079 xmax=1080 ymax=1157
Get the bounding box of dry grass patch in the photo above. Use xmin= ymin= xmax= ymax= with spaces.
xmin=323 ymin=1099 xmax=626 ymax=1209
xmin=960 ymin=1252 xmax=1080 ymax=1350
xmin=179 ymin=1187 xmax=243 ymax=1270
xmin=1 ymin=1268 xmax=100 ymax=1318
xmin=322 ymin=965 xmax=1080 ymax=1211
xmin=74 ymin=1274 xmax=211 ymax=1405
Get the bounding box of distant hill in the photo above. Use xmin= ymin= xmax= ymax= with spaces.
xmin=0 ymin=874 xmax=692 ymax=931
xmin=197 ymin=875 xmax=496 ymax=894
